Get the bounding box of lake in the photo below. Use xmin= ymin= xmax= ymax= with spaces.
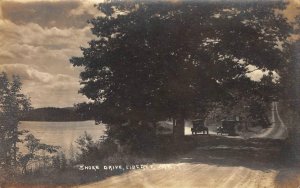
xmin=18 ymin=121 xmax=192 ymax=158
xmin=19 ymin=121 xmax=106 ymax=157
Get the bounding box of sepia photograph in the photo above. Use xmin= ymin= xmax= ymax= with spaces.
xmin=0 ymin=0 xmax=300 ymax=187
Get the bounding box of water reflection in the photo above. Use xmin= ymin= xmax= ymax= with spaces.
xmin=19 ymin=121 xmax=106 ymax=157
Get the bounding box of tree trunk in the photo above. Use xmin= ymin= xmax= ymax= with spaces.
xmin=172 ymin=119 xmax=176 ymax=135
xmin=22 ymin=165 xmax=27 ymax=175
xmin=173 ymin=117 xmax=185 ymax=138
xmin=13 ymin=141 xmax=17 ymax=166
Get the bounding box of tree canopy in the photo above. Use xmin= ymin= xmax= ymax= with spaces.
xmin=71 ymin=1 xmax=291 ymax=138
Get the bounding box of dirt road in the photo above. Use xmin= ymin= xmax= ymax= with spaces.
xmin=255 ymin=102 xmax=288 ymax=139
xmin=76 ymin=163 xmax=278 ymax=188
xmin=74 ymin=135 xmax=299 ymax=188
xmin=74 ymin=102 xmax=300 ymax=188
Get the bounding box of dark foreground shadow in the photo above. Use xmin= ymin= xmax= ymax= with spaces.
xmin=172 ymin=135 xmax=288 ymax=170
xmin=3 ymin=135 xmax=299 ymax=188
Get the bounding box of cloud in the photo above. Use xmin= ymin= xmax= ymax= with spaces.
xmin=1 ymin=1 xmax=98 ymax=28
xmin=0 ymin=50 xmax=14 ymax=59
xmin=0 ymin=19 xmax=91 ymax=107
xmin=0 ymin=64 xmax=52 ymax=83
xmin=0 ymin=19 xmax=92 ymax=48
xmin=69 ymin=1 xmax=104 ymax=16
xmin=0 ymin=1 xmax=95 ymax=107
xmin=0 ymin=18 xmax=91 ymax=75
xmin=284 ymin=0 xmax=300 ymax=21
xmin=0 ymin=64 xmax=88 ymax=107
xmin=2 ymin=0 xmax=102 ymax=2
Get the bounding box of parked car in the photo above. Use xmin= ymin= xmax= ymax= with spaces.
xmin=217 ymin=120 xmax=237 ymax=136
xmin=191 ymin=119 xmax=209 ymax=135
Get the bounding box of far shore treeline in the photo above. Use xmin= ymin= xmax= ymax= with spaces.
xmin=21 ymin=107 xmax=94 ymax=122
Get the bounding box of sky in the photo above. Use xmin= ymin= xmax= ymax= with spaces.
xmin=0 ymin=0 xmax=299 ymax=108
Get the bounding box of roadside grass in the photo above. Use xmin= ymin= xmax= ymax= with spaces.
xmin=2 ymin=135 xmax=196 ymax=186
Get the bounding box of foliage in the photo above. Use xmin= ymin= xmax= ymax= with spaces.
xmin=0 ymin=72 xmax=31 ymax=170
xmin=279 ymin=14 xmax=300 ymax=114
xmin=52 ymin=152 xmax=67 ymax=171
xmin=71 ymin=1 xmax=291 ymax=145
xmin=75 ymin=131 xmax=118 ymax=164
xmin=22 ymin=107 xmax=92 ymax=122
xmin=18 ymin=133 xmax=60 ymax=174
xmin=106 ymin=121 xmax=157 ymax=153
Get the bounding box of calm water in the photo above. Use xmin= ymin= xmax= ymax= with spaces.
xmin=19 ymin=121 xmax=106 ymax=156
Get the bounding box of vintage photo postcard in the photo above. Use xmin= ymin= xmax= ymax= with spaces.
xmin=0 ymin=0 xmax=300 ymax=187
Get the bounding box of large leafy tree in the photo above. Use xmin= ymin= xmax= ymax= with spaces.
xmin=71 ymin=1 xmax=291 ymax=141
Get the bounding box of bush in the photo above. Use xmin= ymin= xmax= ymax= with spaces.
xmin=75 ymin=132 xmax=118 ymax=164
xmin=106 ymin=121 xmax=157 ymax=155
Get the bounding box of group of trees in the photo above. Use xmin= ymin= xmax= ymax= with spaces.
xmin=0 ymin=73 xmax=60 ymax=179
xmin=0 ymin=73 xmax=31 ymax=169
xmin=22 ymin=107 xmax=92 ymax=122
xmin=71 ymin=0 xmax=291 ymax=147
xmin=1 ymin=0 xmax=296 ymax=168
